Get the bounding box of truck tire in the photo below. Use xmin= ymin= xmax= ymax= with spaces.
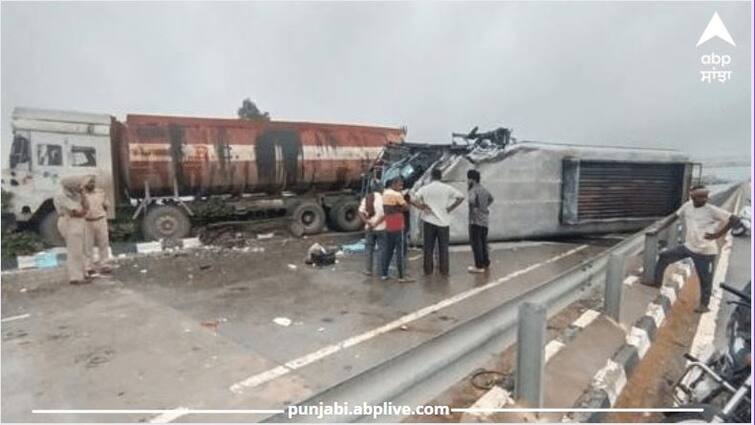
xmin=142 ymin=205 xmax=191 ymax=241
xmin=39 ymin=211 xmax=65 ymax=247
xmin=291 ymin=201 xmax=326 ymax=234
xmin=329 ymin=200 xmax=363 ymax=232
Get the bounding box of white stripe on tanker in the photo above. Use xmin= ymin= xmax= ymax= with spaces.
xmin=128 ymin=143 xmax=385 ymax=162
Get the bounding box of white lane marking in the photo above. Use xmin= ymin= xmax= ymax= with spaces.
xmin=572 ymin=309 xmax=601 ymax=329
xmin=688 ymin=233 xmax=734 ymax=362
xmin=626 ymin=326 xmax=651 ymax=359
xmin=623 ymin=275 xmax=638 ymax=286
xmin=136 ymin=242 xmax=162 ymax=254
xmin=229 ymin=245 xmax=589 ymax=394
xmin=17 ymin=255 xmax=36 ymax=270
xmin=592 ymin=359 xmax=628 ymax=405
xmin=646 ymin=303 xmax=666 ymax=329
xmin=1 ymin=313 xmax=31 ymax=323
xmin=545 ymin=340 xmax=566 ymax=362
xmin=230 ymin=366 xmax=289 ymax=392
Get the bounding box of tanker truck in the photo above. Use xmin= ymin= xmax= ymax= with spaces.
xmin=2 ymin=107 xmax=404 ymax=245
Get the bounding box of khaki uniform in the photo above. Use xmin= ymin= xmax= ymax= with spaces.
xmin=54 ymin=176 xmax=89 ymax=283
xmin=83 ymin=189 xmax=111 ymax=271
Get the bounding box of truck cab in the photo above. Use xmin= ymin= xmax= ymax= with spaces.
xmin=2 ymin=108 xmax=116 ymax=245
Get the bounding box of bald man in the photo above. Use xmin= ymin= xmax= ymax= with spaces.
xmin=647 ymin=185 xmax=740 ymax=313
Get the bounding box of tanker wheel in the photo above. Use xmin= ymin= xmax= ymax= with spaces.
xmin=329 ymin=200 xmax=363 ymax=232
xmin=38 ymin=211 xmax=65 ymax=247
xmin=142 ymin=205 xmax=191 ymax=241
xmin=291 ymin=201 xmax=326 ymax=235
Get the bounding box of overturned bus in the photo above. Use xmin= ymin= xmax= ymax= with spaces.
xmin=371 ymin=128 xmax=696 ymax=244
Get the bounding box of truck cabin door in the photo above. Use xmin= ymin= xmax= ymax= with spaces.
xmin=30 ymin=131 xmax=67 ymax=195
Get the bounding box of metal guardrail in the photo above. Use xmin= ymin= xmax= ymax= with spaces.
xmin=264 ymin=183 xmax=745 ymax=422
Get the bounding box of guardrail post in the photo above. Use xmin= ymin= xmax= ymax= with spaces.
xmin=604 ymin=253 xmax=624 ymax=321
xmin=515 ymin=302 xmax=546 ymax=408
xmin=642 ymin=232 xmax=659 ymax=285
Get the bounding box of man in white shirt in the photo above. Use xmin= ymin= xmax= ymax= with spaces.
xmin=412 ymin=168 xmax=465 ymax=276
xmin=358 ymin=186 xmax=385 ymax=276
xmin=649 ymin=185 xmax=741 ymax=313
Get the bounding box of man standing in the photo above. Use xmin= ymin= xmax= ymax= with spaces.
xmin=53 ymin=176 xmax=90 ymax=285
xmin=466 ymin=169 xmax=494 ymax=273
xmin=83 ymin=176 xmax=112 ymax=274
xmin=358 ymin=183 xmax=385 ymax=276
xmin=647 ymin=185 xmax=740 ymax=313
xmin=412 ymin=168 xmax=465 ymax=276
xmin=376 ymin=178 xmax=414 ymax=283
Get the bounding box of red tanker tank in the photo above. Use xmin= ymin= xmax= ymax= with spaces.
xmin=118 ymin=114 xmax=404 ymax=197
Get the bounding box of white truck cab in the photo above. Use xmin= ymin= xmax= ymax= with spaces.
xmin=2 ymin=107 xmax=116 ymax=245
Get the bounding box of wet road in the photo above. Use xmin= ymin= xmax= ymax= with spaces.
xmin=1 ymin=235 xmax=616 ymax=422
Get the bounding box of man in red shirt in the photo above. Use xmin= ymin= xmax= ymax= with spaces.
xmin=375 ymin=178 xmax=414 ymax=283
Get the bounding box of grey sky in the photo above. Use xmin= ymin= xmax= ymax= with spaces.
xmin=1 ymin=1 xmax=752 ymax=161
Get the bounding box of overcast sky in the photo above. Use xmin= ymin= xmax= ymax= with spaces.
xmin=1 ymin=1 xmax=752 ymax=161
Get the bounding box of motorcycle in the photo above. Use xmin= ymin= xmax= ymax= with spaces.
xmin=665 ymin=282 xmax=751 ymax=423
xmin=731 ymin=206 xmax=751 ymax=237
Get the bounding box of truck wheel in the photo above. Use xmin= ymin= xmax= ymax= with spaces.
xmin=142 ymin=205 xmax=191 ymax=241
xmin=329 ymin=200 xmax=363 ymax=232
xmin=291 ymin=201 xmax=326 ymax=234
xmin=39 ymin=211 xmax=65 ymax=247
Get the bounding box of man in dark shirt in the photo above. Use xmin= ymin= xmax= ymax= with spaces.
xmin=467 ymin=169 xmax=494 ymax=273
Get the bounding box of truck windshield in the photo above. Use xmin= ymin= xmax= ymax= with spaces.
xmin=9 ymin=135 xmax=31 ymax=169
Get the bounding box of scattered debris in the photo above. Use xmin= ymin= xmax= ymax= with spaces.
xmin=140 ymin=269 xmax=147 ymax=274
xmin=273 ymin=317 xmax=292 ymax=327
xmin=400 ymin=325 xmax=409 ymax=331
xmin=199 ymin=264 xmax=212 ymax=271
xmin=317 ymin=327 xmax=325 ymax=332
xmin=287 ymin=264 xmax=298 ymax=270
xmin=34 ymin=251 xmax=59 ymax=268
xmin=19 ymin=288 xmax=27 ymax=293
xmin=341 ymin=240 xmax=366 ymax=254
xmin=304 ymin=243 xmax=337 ymax=267
xmin=257 ymin=233 xmax=274 ymax=240
xmin=201 ymin=320 xmax=219 ymax=330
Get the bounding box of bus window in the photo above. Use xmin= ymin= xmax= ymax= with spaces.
xmin=9 ymin=135 xmax=31 ymax=169
xmin=37 ymin=144 xmax=63 ymax=166
xmin=71 ymin=146 xmax=97 ymax=167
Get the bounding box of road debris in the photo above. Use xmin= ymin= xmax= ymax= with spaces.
xmin=273 ymin=317 xmax=292 ymax=327
xmin=304 ymin=243 xmax=337 ymax=266
xmin=257 ymin=233 xmax=274 ymax=240
xmin=341 ymin=240 xmax=366 ymax=254
xmin=287 ymin=264 xmax=298 ymax=270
